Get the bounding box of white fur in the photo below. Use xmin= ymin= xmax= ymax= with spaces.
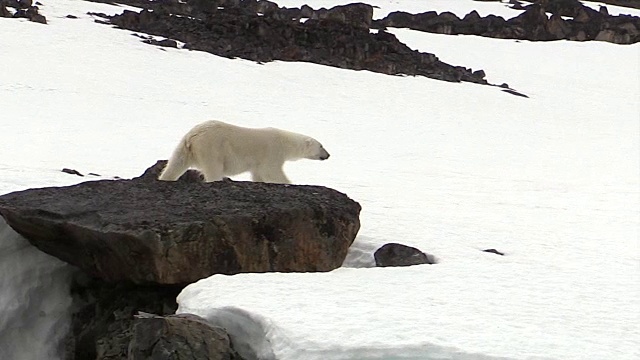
xmin=158 ymin=120 xmax=330 ymax=184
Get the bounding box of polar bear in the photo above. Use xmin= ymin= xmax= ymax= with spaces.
xmin=158 ymin=120 xmax=330 ymax=184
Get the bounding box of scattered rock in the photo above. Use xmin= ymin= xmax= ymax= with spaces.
xmin=482 ymin=248 xmax=505 ymax=256
xmin=129 ymin=313 xmax=243 ymax=360
xmin=62 ymin=168 xmax=84 ymax=176
xmin=374 ymin=242 xmax=435 ymax=267
xmin=501 ymin=88 xmax=529 ymax=97
xmin=0 ymin=162 xmax=362 ymax=284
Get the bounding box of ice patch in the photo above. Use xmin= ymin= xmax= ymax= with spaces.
xmin=0 ymin=218 xmax=75 ymax=360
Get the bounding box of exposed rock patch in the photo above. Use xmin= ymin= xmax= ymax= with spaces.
xmin=374 ymin=242 xmax=435 ymax=267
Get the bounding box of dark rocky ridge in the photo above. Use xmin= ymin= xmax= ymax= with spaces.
xmin=90 ymin=0 xmax=490 ymax=85
xmin=374 ymin=0 xmax=640 ymax=44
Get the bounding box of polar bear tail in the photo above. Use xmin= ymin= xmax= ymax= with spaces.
xmin=158 ymin=138 xmax=192 ymax=181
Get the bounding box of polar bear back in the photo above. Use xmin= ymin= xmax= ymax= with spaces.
xmin=159 ymin=120 xmax=329 ymax=183
xmin=187 ymin=121 xmax=308 ymax=162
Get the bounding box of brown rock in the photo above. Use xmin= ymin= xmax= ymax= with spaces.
xmin=0 ymin=163 xmax=361 ymax=284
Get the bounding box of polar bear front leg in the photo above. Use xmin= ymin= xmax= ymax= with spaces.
xmin=254 ymin=166 xmax=291 ymax=184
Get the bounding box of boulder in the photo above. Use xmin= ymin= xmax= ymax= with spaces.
xmin=374 ymin=243 xmax=435 ymax=267
xmin=0 ymin=162 xmax=361 ymax=285
xmin=128 ymin=313 xmax=242 ymax=360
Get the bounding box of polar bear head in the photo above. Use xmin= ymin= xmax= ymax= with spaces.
xmin=303 ymin=137 xmax=330 ymax=161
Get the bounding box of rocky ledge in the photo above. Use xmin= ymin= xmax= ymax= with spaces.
xmin=0 ymin=161 xmax=361 ymax=285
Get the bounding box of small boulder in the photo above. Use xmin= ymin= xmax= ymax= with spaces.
xmin=128 ymin=313 xmax=242 ymax=360
xmin=374 ymin=243 xmax=434 ymax=267
xmin=62 ymin=168 xmax=84 ymax=176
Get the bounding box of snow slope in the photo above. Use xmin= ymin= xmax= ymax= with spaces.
xmin=1 ymin=0 xmax=639 ymax=359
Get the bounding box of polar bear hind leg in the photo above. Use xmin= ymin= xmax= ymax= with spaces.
xmin=158 ymin=141 xmax=191 ymax=181
xmin=198 ymin=161 xmax=225 ymax=182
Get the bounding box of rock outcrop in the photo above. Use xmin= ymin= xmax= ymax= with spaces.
xmin=374 ymin=0 xmax=640 ymax=44
xmin=0 ymin=163 xmax=361 ymax=285
xmin=89 ymin=0 xmax=489 ymax=85
xmin=374 ymin=242 xmax=435 ymax=267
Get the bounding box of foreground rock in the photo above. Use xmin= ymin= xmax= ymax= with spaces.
xmin=90 ymin=0 xmax=489 ymax=84
xmin=0 ymin=163 xmax=361 ymax=285
xmin=129 ymin=313 xmax=242 ymax=360
xmin=374 ymin=242 xmax=435 ymax=267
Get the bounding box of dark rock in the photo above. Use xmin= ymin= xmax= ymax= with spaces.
xmin=0 ymin=163 xmax=361 ymax=284
xmin=547 ymin=14 xmax=571 ymax=39
xmin=129 ymin=313 xmax=242 ymax=360
xmin=374 ymin=243 xmax=435 ymax=267
xmin=66 ymin=14 xmax=78 ymax=19
xmin=64 ymin=275 xmax=183 ymax=360
xmin=482 ymin=248 xmax=505 ymax=256
xmin=1 ymin=0 xmax=21 ymax=9
xmin=62 ymin=168 xmax=84 ymax=176
xmin=0 ymin=5 xmax=11 ymax=17
xmin=509 ymin=0 xmax=525 ymax=10
xmin=17 ymin=0 xmax=31 ymax=8
xmin=13 ymin=4 xmax=46 ymax=23
xmin=141 ymin=159 xmax=203 ymax=183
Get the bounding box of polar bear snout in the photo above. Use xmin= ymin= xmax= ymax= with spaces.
xmin=319 ymin=147 xmax=330 ymax=160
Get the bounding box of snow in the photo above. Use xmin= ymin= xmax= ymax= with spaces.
xmin=1 ymin=0 xmax=639 ymax=359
